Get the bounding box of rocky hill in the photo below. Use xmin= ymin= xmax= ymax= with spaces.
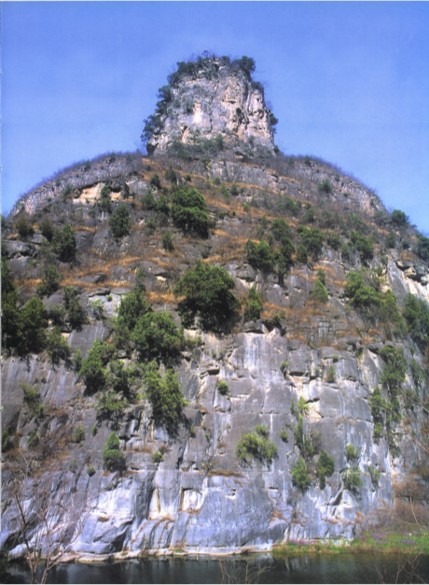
xmin=2 ymin=54 xmax=429 ymax=562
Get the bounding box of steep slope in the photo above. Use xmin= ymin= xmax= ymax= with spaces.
xmin=2 ymin=55 xmax=429 ymax=560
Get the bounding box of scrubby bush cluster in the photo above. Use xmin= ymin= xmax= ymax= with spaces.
xmin=236 ymin=425 xmax=278 ymax=465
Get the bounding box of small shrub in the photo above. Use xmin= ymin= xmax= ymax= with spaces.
xmin=416 ymin=234 xmax=429 ymax=261
xmin=87 ymin=465 xmax=96 ymax=477
xmin=98 ymin=184 xmax=112 ymax=212
xmin=15 ymin=216 xmax=34 ymax=239
xmin=343 ymin=466 xmax=362 ymax=492
xmin=64 ymin=286 xmax=87 ymax=330
xmin=149 ymin=174 xmax=162 ymax=189
xmin=40 ymin=218 xmax=55 ymax=241
xmin=403 ymin=294 xmax=429 ymax=351
xmin=152 ymin=450 xmax=164 ymax=463
xmin=71 ymin=425 xmax=85 ymax=444
xmin=79 ymin=340 xmax=112 ymax=393
xmin=279 ymin=429 xmax=289 ymax=442
xmin=317 ymin=450 xmax=335 ymax=489
xmin=28 ymin=430 xmax=39 ymax=449
xmin=162 ymin=231 xmax=174 ymax=251
xmin=103 ymin=431 xmax=126 ymax=472
xmin=368 ymin=465 xmax=381 ymax=486
xmin=311 ymin=278 xmax=328 ymax=303
xmin=325 ymin=365 xmax=336 ymax=383
xmin=236 ymin=426 xmax=278 ymax=465
xmin=244 ymin=287 xmax=263 ymax=321
xmin=37 ymin=264 xmax=62 ymax=297
xmin=143 ymin=362 xmax=186 ymax=433
xmin=217 ymin=380 xmax=229 ymax=396
xmin=390 ymin=209 xmax=408 ymax=227
xmin=90 ymin=300 xmax=105 ymax=320
xmin=254 ymin=424 xmax=269 ymax=438
xmin=318 ymin=180 xmax=333 ymax=194
xmin=297 ymin=226 xmax=323 ymax=260
xmin=17 ymin=296 xmax=48 ymax=355
xmin=110 ymin=204 xmax=131 ymax=239
xmin=350 ymin=231 xmax=374 ymax=264
xmin=52 ymin=224 xmax=77 ymax=262
xmin=46 ymin=326 xmax=71 ymax=365
xmin=291 ymin=457 xmax=311 ymax=490
xmin=280 ymin=361 xmax=289 ymax=376
xmin=21 ymin=383 xmax=43 ymax=418
xmin=345 ymin=443 xmax=359 ymax=462
xmin=96 ymin=390 xmax=127 ymax=424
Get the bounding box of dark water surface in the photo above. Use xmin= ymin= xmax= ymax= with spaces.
xmin=8 ymin=553 xmax=429 ymax=584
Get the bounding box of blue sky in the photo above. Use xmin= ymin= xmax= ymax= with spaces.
xmin=2 ymin=2 xmax=429 ymax=234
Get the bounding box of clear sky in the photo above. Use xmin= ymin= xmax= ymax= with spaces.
xmin=2 ymin=1 xmax=429 ymax=234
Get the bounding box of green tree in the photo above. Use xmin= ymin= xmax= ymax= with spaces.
xmin=98 ymin=184 xmax=112 ymax=213
xmin=310 ymin=278 xmax=328 ymax=303
xmin=115 ymin=287 xmax=152 ymax=352
xmin=132 ymin=310 xmax=183 ymax=365
xmin=46 ymin=326 xmax=71 ymax=365
xmin=390 ymin=209 xmax=408 ymax=227
xmin=110 ymin=204 xmax=131 ymax=239
xmin=171 ymin=187 xmax=210 ymax=238
xmin=245 ymin=240 xmax=275 ymax=275
xmin=143 ymin=362 xmax=186 ymax=433
xmin=52 ymin=225 xmax=76 ymax=262
xmin=403 ymin=294 xmax=429 ymax=350
xmin=344 ymin=270 xmax=381 ymax=314
xmin=297 ymin=226 xmax=324 ymax=260
xmin=175 ymin=261 xmax=239 ymax=332
xmin=350 ymin=231 xmax=374 ymax=264
xmin=79 ymin=340 xmax=112 ymax=393
xmin=15 ymin=216 xmax=34 ymax=239
xmin=17 ymin=297 xmax=48 ymax=355
xmin=63 ymin=286 xmax=86 ymax=330
xmin=244 ymin=287 xmax=263 ymax=322
xmin=40 ymin=218 xmax=55 ymax=241
xmin=416 ymin=235 xmax=429 ymax=261
xmin=379 ymin=345 xmax=406 ymax=398
xmin=1 ymin=257 xmax=20 ymax=351
xmin=37 ymin=264 xmax=62 ymax=297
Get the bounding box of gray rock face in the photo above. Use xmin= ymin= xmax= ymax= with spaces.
xmin=1 ymin=316 xmax=425 ymax=557
xmin=147 ymin=57 xmax=276 ymax=157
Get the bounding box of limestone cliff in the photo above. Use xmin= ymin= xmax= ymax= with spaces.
xmin=144 ymin=55 xmax=276 ymax=157
xmin=1 ymin=55 xmax=429 ymax=561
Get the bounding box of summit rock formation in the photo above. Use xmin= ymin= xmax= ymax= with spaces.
xmin=1 ymin=55 xmax=429 ymax=566
xmin=144 ymin=55 xmax=277 ymax=157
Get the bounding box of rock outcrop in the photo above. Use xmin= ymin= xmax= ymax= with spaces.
xmin=145 ymin=55 xmax=276 ymax=158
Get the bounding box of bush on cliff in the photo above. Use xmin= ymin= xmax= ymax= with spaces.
xmin=175 ymin=261 xmax=239 ymax=332
xmin=142 ymin=362 xmax=186 ymax=433
xmin=171 ymin=187 xmax=210 ymax=238
xmin=103 ymin=432 xmax=126 ymax=472
xmin=236 ymin=425 xmax=278 ymax=465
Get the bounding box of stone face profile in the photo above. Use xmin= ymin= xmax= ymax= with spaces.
xmin=144 ymin=55 xmax=277 ymax=157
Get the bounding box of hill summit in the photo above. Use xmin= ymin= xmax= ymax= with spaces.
xmin=143 ymin=54 xmax=277 ymax=158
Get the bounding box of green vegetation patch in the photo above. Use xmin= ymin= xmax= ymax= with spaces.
xmin=236 ymin=425 xmax=278 ymax=465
